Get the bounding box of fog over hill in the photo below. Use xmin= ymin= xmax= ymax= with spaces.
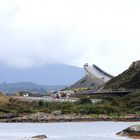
xmin=0 ymin=63 xmax=85 ymax=93
xmin=0 ymin=63 xmax=84 ymax=85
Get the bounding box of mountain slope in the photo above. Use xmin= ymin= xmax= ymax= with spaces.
xmin=70 ymin=75 xmax=104 ymax=89
xmin=104 ymin=60 xmax=140 ymax=90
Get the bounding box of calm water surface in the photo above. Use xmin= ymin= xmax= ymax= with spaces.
xmin=0 ymin=122 xmax=139 ymax=140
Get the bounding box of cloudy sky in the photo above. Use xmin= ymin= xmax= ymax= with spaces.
xmin=0 ymin=0 xmax=140 ymax=75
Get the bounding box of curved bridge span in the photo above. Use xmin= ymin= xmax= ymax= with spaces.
xmin=84 ymin=63 xmax=114 ymax=82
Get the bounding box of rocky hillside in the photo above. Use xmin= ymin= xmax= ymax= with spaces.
xmin=104 ymin=60 xmax=140 ymax=90
xmin=70 ymin=75 xmax=104 ymax=90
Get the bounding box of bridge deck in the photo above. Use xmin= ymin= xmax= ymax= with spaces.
xmin=72 ymin=90 xmax=133 ymax=99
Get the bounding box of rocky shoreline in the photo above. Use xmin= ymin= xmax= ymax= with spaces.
xmin=0 ymin=112 xmax=139 ymax=123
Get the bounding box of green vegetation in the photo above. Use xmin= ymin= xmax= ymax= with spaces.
xmin=73 ymin=87 xmax=91 ymax=92
xmin=104 ymin=61 xmax=140 ymax=90
xmin=75 ymin=96 xmax=92 ymax=105
xmin=0 ymin=92 xmax=139 ymax=117
xmin=95 ymin=91 xmax=140 ymax=115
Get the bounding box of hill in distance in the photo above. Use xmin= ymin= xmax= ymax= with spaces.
xmin=0 ymin=63 xmax=85 ymax=93
xmin=0 ymin=82 xmax=67 ymax=94
xmin=104 ymin=60 xmax=140 ymax=90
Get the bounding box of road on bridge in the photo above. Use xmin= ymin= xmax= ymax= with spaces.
xmin=14 ymin=96 xmax=101 ymax=103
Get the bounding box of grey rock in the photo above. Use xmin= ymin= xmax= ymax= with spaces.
xmin=52 ymin=111 xmax=62 ymax=115
xmin=0 ymin=113 xmax=15 ymax=119
xmin=117 ymin=125 xmax=140 ymax=139
xmin=31 ymin=135 xmax=47 ymax=139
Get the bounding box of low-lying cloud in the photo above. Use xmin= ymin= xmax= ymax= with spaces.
xmin=0 ymin=0 xmax=140 ymax=75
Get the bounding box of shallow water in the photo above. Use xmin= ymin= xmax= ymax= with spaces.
xmin=0 ymin=122 xmax=139 ymax=140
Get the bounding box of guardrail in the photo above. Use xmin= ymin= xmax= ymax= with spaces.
xmin=80 ymin=89 xmax=140 ymax=94
xmin=15 ymin=96 xmax=101 ymax=103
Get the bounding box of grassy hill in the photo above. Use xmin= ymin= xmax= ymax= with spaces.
xmin=104 ymin=60 xmax=140 ymax=90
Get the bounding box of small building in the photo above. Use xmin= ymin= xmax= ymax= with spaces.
xmin=56 ymin=90 xmax=75 ymax=98
xmin=16 ymin=91 xmax=32 ymax=97
xmin=23 ymin=92 xmax=29 ymax=97
xmin=59 ymin=90 xmax=75 ymax=95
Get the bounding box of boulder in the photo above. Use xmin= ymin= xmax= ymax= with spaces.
xmin=99 ymin=114 xmax=110 ymax=119
xmin=52 ymin=110 xmax=62 ymax=115
xmin=0 ymin=113 xmax=15 ymax=119
xmin=117 ymin=125 xmax=140 ymax=139
xmin=31 ymin=135 xmax=47 ymax=139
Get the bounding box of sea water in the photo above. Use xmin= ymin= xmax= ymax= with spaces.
xmin=0 ymin=122 xmax=139 ymax=140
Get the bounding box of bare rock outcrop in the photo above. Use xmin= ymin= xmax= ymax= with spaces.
xmin=117 ymin=125 xmax=140 ymax=139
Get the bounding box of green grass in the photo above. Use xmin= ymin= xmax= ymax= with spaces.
xmin=0 ymin=92 xmax=139 ymax=117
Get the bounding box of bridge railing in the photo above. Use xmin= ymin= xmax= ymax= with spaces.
xmin=79 ymin=88 xmax=140 ymax=94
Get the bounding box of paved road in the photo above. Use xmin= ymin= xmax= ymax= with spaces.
xmin=15 ymin=96 xmax=101 ymax=103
